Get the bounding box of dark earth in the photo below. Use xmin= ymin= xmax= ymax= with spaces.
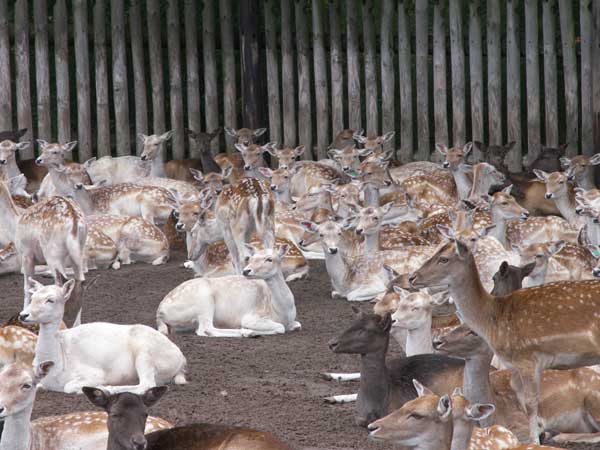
xmin=0 ymin=251 xmax=592 ymax=449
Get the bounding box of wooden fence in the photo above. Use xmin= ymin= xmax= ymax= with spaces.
xmin=1 ymin=1 xmax=600 ymax=170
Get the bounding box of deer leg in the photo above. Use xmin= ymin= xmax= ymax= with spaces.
xmin=221 ymin=225 xmax=241 ymax=273
xmin=239 ymin=314 xmax=286 ymax=336
xmin=21 ymin=254 xmax=35 ymax=309
xmin=195 ymin=316 xmax=250 ymax=338
xmin=321 ymin=372 xmax=361 ymax=382
xmin=324 ymin=393 xmax=358 ymax=404
xmin=519 ymin=367 xmax=543 ymax=444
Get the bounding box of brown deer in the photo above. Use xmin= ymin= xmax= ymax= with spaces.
xmin=409 ymin=238 xmax=600 ymax=443
xmin=534 ymin=169 xmax=585 ymax=228
xmin=267 ymin=145 xmax=305 ymax=170
xmin=561 ymin=153 xmax=600 ymax=190
xmin=83 ymin=386 xmax=290 ymax=450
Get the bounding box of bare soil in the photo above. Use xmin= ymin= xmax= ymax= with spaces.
xmin=0 ymin=252 xmax=591 ymax=449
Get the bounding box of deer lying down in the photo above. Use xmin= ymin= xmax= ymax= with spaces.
xmin=19 ymin=279 xmax=187 ymax=394
xmin=368 ymin=383 xmax=558 ymax=450
xmin=157 ymin=245 xmax=300 ymax=337
xmin=0 ymin=362 xmax=171 ymax=450
xmin=84 ymin=386 xmax=291 ymax=450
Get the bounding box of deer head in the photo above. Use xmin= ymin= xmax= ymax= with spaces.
xmin=437 ymin=143 xmax=473 ymax=170
xmin=0 ymin=361 xmax=54 ymax=418
xmin=490 ymin=261 xmax=535 ymax=296
xmin=267 ymin=145 xmax=305 ymax=170
xmin=189 ymin=165 xmax=232 ymax=194
xmin=486 ymin=187 xmax=530 ymax=222
xmin=139 ymin=131 xmax=173 ymax=161
xmin=516 ymin=241 xmax=566 ymax=280
xmin=409 ymin=239 xmax=474 ymax=290
xmin=473 ymin=141 xmax=516 ymax=172
xmin=83 ymin=386 xmax=167 ymax=450
xmin=354 ymin=204 xmax=394 ymax=236
xmin=433 ymin=324 xmax=492 ymax=359
xmin=354 ymin=130 xmax=395 ymax=155
xmin=390 ymin=287 xmax=447 ymax=331
xmin=19 ymin=279 xmax=76 ymax=325
xmin=242 ymin=244 xmax=288 ymax=279
xmin=234 ymin=143 xmax=273 ymax=172
xmin=533 ymin=170 xmax=569 ymax=200
xmin=328 ymin=146 xmax=361 ymax=173
xmin=328 ymin=310 xmax=392 ymax=354
xmin=561 ymin=153 xmax=600 ymax=183
xmin=0 ymin=140 xmax=30 ymax=166
xmin=258 ymin=167 xmax=291 ymax=195
xmin=35 ymin=140 xmax=77 ymax=167
xmin=299 ymin=218 xmax=349 ymax=255
xmin=224 ymin=127 xmax=267 ymax=146
xmin=185 ymin=127 xmax=222 ymax=151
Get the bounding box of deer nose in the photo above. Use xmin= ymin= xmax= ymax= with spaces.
xmin=593 ymin=268 xmax=600 ymax=277
xmin=356 ymin=228 xmax=363 ymax=236
xmin=432 ymin=338 xmax=445 ymax=350
xmin=328 ymin=338 xmax=339 ymax=351
xmin=408 ymin=274 xmax=417 ymax=285
xmin=576 ymin=207 xmax=584 ymax=215
xmin=442 ymin=161 xmax=450 ymax=168
xmin=521 ymin=211 xmax=530 ymax=220
xmin=140 ymin=154 xmax=148 ymax=161
xmin=242 ymin=269 xmax=251 ymax=276
xmin=567 ymin=174 xmax=575 ymax=181
xmin=175 ymin=223 xmax=184 ymax=231
xmin=131 ymin=436 xmax=147 ymax=450
xmin=35 ymin=158 xmax=43 ymax=165
xmin=19 ymin=313 xmax=29 ymax=322
xmin=328 ymin=247 xmax=338 ymax=254
xmin=270 ymin=185 xmax=277 ymax=191
xmin=280 ymin=165 xmax=288 ymax=170
xmin=244 ymin=165 xmax=251 ymax=171
xmin=545 ymin=193 xmax=553 ymax=199
xmin=0 ymin=159 xmax=6 ymax=165
xmin=74 ymin=183 xmax=84 ymax=190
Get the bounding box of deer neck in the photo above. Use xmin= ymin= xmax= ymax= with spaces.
xmin=489 ymin=212 xmax=508 ymax=247
xmin=74 ymin=189 xmax=96 ymax=216
xmin=150 ymin=148 xmax=165 ymax=177
xmin=451 ymin=168 xmax=472 ymax=200
xmin=0 ymin=403 xmax=33 ymax=450
xmin=363 ymin=184 xmax=380 ymax=207
xmin=363 ymin=232 xmax=379 ymax=254
xmin=450 ymin=418 xmax=475 ymax=450
xmin=552 ymin=189 xmax=580 ymax=226
xmin=578 ymin=167 xmax=597 ymax=190
xmin=263 ymin=269 xmax=296 ymax=328
xmin=323 ymin=250 xmax=349 ymax=294
xmin=469 ymin=174 xmax=493 ymax=198
xmin=4 ymin=158 xmax=22 ymax=179
xmin=405 ymin=316 xmax=433 ymax=356
xmin=417 ymin=424 xmax=453 ymax=450
xmin=462 ymin=352 xmax=496 ymax=426
xmin=525 ymin=262 xmax=548 ymax=287
xmin=275 ymin=187 xmax=292 ymax=204
xmin=447 ymin=255 xmax=496 ymax=338
xmin=34 ymin=321 xmax=64 ymax=374
xmin=0 ymin=186 xmax=19 ymax=238
xmin=358 ymin=340 xmax=391 ymax=416
xmin=198 ymin=146 xmax=221 ymax=174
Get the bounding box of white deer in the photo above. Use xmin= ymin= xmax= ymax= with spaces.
xmin=20 ymin=279 xmax=187 ymax=394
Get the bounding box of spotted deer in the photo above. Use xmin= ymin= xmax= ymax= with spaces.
xmin=561 ymin=153 xmax=600 ymax=190
xmin=353 ymin=130 xmax=395 ymax=155
xmin=189 ymin=165 xmax=232 ymax=195
xmin=35 ymin=161 xmax=92 ymax=201
xmin=289 ymin=160 xmax=350 ymax=197
xmin=267 ymin=145 xmax=306 ymax=170
xmin=211 ymin=177 xmax=275 ymax=273
xmin=410 ymin=237 xmax=600 ymax=443
xmin=467 ymin=162 xmax=506 ymax=198
xmin=389 ymin=161 xmax=442 ymax=185
xmin=534 ymin=169 xmax=585 ymax=228
xmin=327 ymin=146 xmax=362 ymax=175
xmin=0 ymin=137 xmax=49 ymax=193
xmin=234 ymin=142 xmax=276 ymax=179
xmin=437 ymin=142 xmax=474 ymax=199
xmin=0 ymin=361 xmax=171 ymax=450
xmin=20 ymin=279 xmax=187 ymax=394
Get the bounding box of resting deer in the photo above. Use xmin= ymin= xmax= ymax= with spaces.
xmin=436 ymin=324 xmax=600 ymax=444
xmin=212 ymin=177 xmax=275 ymax=273
xmin=189 ymin=165 xmax=232 ymax=195
xmin=561 ymin=153 xmax=600 ymax=190
xmin=0 ymin=361 xmax=171 ymax=450
xmin=354 ymin=130 xmax=396 ymax=155
xmin=368 ymin=383 xmax=559 ymax=450
xmin=288 ymin=161 xmax=350 ymax=197
xmin=533 ymin=169 xmax=585 ymax=229
xmin=328 ymin=146 xmax=363 ymax=175
xmin=467 ymin=162 xmax=506 ymax=198
xmin=300 ymin=219 xmax=435 ymax=301
xmin=19 ymin=279 xmax=187 ymax=394
xmin=517 ymin=241 xmax=594 ymax=286
xmin=0 ymin=132 xmax=49 ymax=193
xmin=436 ymin=143 xmax=474 ymax=199
xmin=234 ymin=142 xmax=276 ymax=179
xmin=473 ymin=141 xmax=516 ymax=174
xmin=267 ymin=145 xmax=305 ymax=170
xmin=410 ymin=237 xmax=600 ymax=443
xmin=83 ymin=386 xmax=290 ymax=450
xmin=326 ymin=311 xmax=464 ymax=426
xmin=0 ymin=324 xmax=36 ymax=367
xmin=157 ymin=244 xmax=300 ymax=337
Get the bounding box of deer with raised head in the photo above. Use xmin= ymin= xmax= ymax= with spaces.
xmin=35 ymin=159 xmax=92 ymax=201
xmin=410 ymin=236 xmax=600 ymax=443
xmin=258 ymin=167 xmax=294 ymax=205
xmin=19 ymin=279 xmax=187 ymax=394
xmin=326 ymin=311 xmax=464 ymax=426
xmin=490 ymin=261 xmax=535 ymax=296
xmin=561 ymin=153 xmax=600 ymax=190
xmin=157 ymin=244 xmax=300 ymax=337
xmin=84 ymin=386 xmax=290 ymax=450
xmin=0 ymin=139 xmax=32 ymax=179
xmin=437 ymin=143 xmax=474 ymax=199
xmin=300 ymin=219 xmax=435 ymax=301
xmin=0 ymin=361 xmax=171 ymax=450
xmin=234 ymin=142 xmax=276 ymax=179
xmin=353 ymin=130 xmax=396 ymax=155
xmin=189 ymin=165 xmax=232 ymax=195
xmin=533 ymin=169 xmax=584 ymax=228
xmin=267 ymin=145 xmax=305 ymax=170
xmin=473 ymin=141 xmax=517 ymax=174
xmin=327 ymin=146 xmax=362 ymax=175
xmin=517 ymin=240 xmax=594 ymax=286
xmin=0 ymin=131 xmax=50 ymax=193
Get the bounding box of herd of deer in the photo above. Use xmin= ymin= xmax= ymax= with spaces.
xmin=0 ymin=122 xmax=599 ymax=450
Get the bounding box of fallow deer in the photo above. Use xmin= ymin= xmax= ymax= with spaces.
xmin=0 ymin=132 xmax=49 ymax=193
xmin=83 ymin=386 xmax=290 ymax=450
xmin=0 ymin=325 xmax=36 ymax=367
xmin=136 ymin=131 xmax=174 ymax=177
xmin=329 ymin=128 xmax=357 ymax=150
xmin=19 ymin=279 xmax=187 ymax=394
xmin=288 ymin=161 xmax=350 ymax=197
xmin=473 ymin=141 xmax=516 ymax=174
xmin=157 ymin=245 xmax=300 ymax=337
xmin=164 ymin=127 xmax=223 ymax=181
xmin=234 ymin=142 xmax=276 ymax=179
xmin=561 ymin=153 xmax=600 ymax=190
xmin=467 ymin=162 xmax=506 ymax=198
xmin=189 ymin=165 xmax=232 ymax=195
xmin=328 ymin=146 xmax=362 ymax=175
xmin=0 ymin=361 xmax=171 ymax=450
xmin=213 ymin=177 xmax=275 ymax=272
xmin=490 ymin=261 xmax=535 ymax=296
xmin=267 ymin=144 xmax=305 ymax=170
xmin=353 ymin=130 xmax=396 ymax=156
xmin=410 ymin=238 xmax=600 ymax=443
xmin=399 ymin=171 xmax=457 ymax=215
xmin=389 ymin=161 xmax=442 ymax=184
xmin=437 ymin=142 xmax=474 ymax=199
xmin=224 ymin=126 xmax=267 ymax=146
xmin=534 ymin=169 xmax=585 ymax=228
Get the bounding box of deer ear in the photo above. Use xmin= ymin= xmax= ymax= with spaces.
xmin=560 ymin=157 xmax=571 ymax=168
xmin=436 ymin=224 xmax=455 ymax=240
xmin=533 ymin=169 xmax=549 ymax=182
xmin=435 ymin=143 xmax=448 ymax=155
xmin=62 ymin=141 xmax=78 ymax=153
xmin=437 ymin=394 xmax=453 ymax=420
xmin=521 ymin=261 xmax=536 ymax=277
xmin=548 ymin=240 xmax=566 ymax=256
xmin=382 ymin=264 xmax=399 ymax=281
xmin=189 ymin=168 xmax=204 ymax=181
xmin=472 ymin=141 xmax=485 ymax=152
xmin=83 ymin=157 xmax=96 ymax=169
xmin=185 ymin=128 xmax=198 ymax=139
xmin=15 ymin=141 xmax=30 ymax=151
xmin=258 ymin=167 xmax=273 ymax=178
xmin=28 ymin=277 xmax=45 ymax=294
xmin=82 ymin=387 xmax=111 ymax=409
xmin=224 ymin=127 xmax=237 ymax=137
xmin=61 ymin=279 xmax=76 ymax=302
xmin=209 ymin=127 xmax=222 ymax=139
xmin=36 ymin=139 xmax=49 ymax=149
xmin=504 ymin=141 xmax=516 ymax=151
xmin=463 ymin=142 xmax=473 ymax=155
xmin=382 ymin=131 xmax=395 ymax=142
xmin=392 ymin=285 xmax=409 ymax=298
xmin=466 ymin=403 xmax=495 ymax=421
xmin=589 ymin=153 xmax=600 ymax=165
xmin=294 ymin=145 xmax=306 ymax=157
xmin=452 ymin=387 xmax=463 ymax=397
xmin=499 ymin=261 xmax=509 ymax=276
xmin=277 ymin=244 xmax=290 ymax=259
xmin=455 ymin=239 xmax=469 ymax=259
xmin=380 ymin=202 xmax=394 ymax=216
xmin=413 ymin=379 xmax=434 ymax=397
xmin=159 ymin=130 xmax=174 ymax=141
xmin=380 ymin=313 xmax=393 ymax=332
xmin=34 ymin=361 xmax=54 ymax=384
xmin=142 ymin=385 xmax=168 ymax=407
xmin=234 ymin=143 xmax=246 ymax=153
xmin=253 ymin=128 xmax=267 ymax=137
xmin=501 ymin=184 xmax=513 ymax=195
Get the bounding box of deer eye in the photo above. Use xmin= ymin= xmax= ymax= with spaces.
xmin=265 ymin=257 xmax=273 ymax=262
xmin=409 ymin=413 xmax=423 ymax=420
xmin=244 ymin=256 xmax=250 ymax=262
xmin=21 ymin=383 xmax=32 ymax=390
xmin=46 ymin=298 xmax=54 ymax=304
xmin=439 ymin=257 xmax=449 ymax=264
xmin=535 ymin=254 xmax=543 ymax=259
xmin=501 ymin=202 xmax=508 ymax=206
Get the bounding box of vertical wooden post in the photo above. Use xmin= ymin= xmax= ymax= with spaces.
xmin=506 ymin=0 xmax=522 ymax=170
xmin=54 ymin=0 xmax=71 ymax=145
xmin=295 ymin=0 xmax=312 ymax=159
xmin=0 ymin=0 xmax=11 ymax=132
xmin=469 ymin=1 xmax=484 ymax=155
xmin=329 ymin=0 xmax=344 ymax=138
xmin=380 ymin=0 xmax=395 ymax=152
xmin=184 ymin=0 xmax=201 ymax=156
xmin=111 ymin=0 xmax=131 ymax=157
xmin=487 ymin=0 xmax=502 ymax=145
xmin=220 ymin=0 xmax=237 ymax=150
xmin=14 ymin=0 xmax=33 ymax=155
xmin=73 ymin=0 xmax=92 ymax=160
xmin=203 ymin=0 xmax=219 ymax=155
xmin=346 ymin=0 xmax=362 ymax=131
xmin=432 ymin=1 xmax=448 ymax=148
xmin=542 ymin=0 xmax=558 ymax=148
xmin=94 ymin=0 xmax=110 ymax=157
xmin=581 ymin=0 xmax=594 ymax=154
xmin=593 ymin=1 xmax=600 ymax=153
xmin=312 ymin=0 xmax=329 ymax=159
xmin=240 ymin=0 xmax=265 ymax=131
xmin=559 ymin=0 xmax=579 ymax=156
xmin=363 ymin=0 xmax=378 ymax=136
xmin=265 ymin=0 xmax=282 ymax=151
xmin=398 ymin=0 xmax=414 ymax=162
xmin=281 ymin=0 xmax=296 ymax=146
xmin=34 ymin=0 xmax=51 ymax=142
xmin=130 ymin=0 xmax=148 ymax=155
xmin=449 ymin=0 xmax=465 ymax=146
xmin=524 ymin=0 xmax=541 ymax=161
xmin=167 ymin=0 xmax=184 ymax=159
xmin=415 ymin=0 xmax=429 ymax=160
xmin=147 ymin=0 xmax=166 ymax=135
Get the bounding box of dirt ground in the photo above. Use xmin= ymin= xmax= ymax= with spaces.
xmin=0 ymin=251 xmax=592 ymax=449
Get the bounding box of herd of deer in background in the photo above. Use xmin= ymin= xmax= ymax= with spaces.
xmin=1 ymin=122 xmax=600 ymax=449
